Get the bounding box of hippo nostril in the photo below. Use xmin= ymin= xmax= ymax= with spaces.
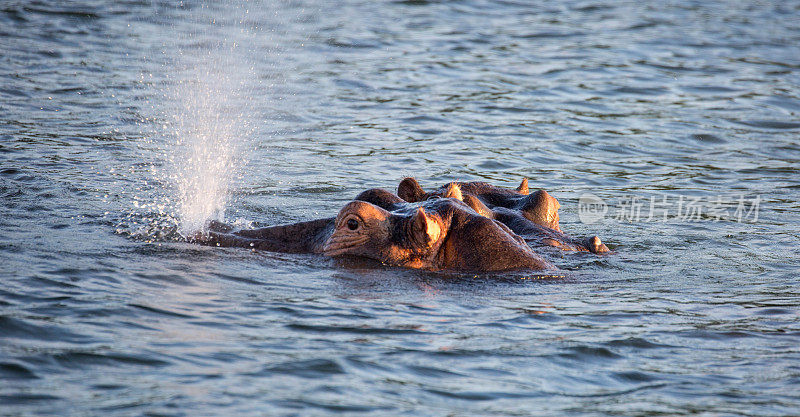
xmin=347 ymin=219 xmax=359 ymax=230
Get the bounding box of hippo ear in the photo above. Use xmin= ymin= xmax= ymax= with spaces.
xmin=520 ymin=189 xmax=561 ymax=231
xmin=443 ymin=183 xmax=463 ymax=201
xmin=398 ymin=178 xmax=426 ymax=202
xmin=583 ymin=236 xmax=610 ymax=254
xmin=411 ymin=208 xmax=442 ymax=246
xmin=516 ymin=178 xmax=529 ymax=195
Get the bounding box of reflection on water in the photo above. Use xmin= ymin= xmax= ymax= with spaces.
xmin=1 ymin=0 xmax=800 ymax=416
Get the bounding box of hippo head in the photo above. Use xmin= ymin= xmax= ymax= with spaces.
xmin=323 ymin=201 xmax=446 ymax=268
xmin=398 ymin=178 xmax=562 ymax=232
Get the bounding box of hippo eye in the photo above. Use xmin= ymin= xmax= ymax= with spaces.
xmin=347 ymin=218 xmax=359 ymax=231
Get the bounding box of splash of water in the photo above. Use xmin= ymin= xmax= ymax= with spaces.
xmin=135 ymin=3 xmax=263 ymax=239
xmin=166 ymin=60 xmax=250 ymax=236
xmin=114 ymin=2 xmax=297 ymax=242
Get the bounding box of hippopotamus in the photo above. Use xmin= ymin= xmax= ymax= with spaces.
xmin=397 ymin=178 xmax=610 ymax=254
xmin=193 ymin=187 xmax=554 ymax=271
xmin=190 ymin=179 xmax=610 ymax=271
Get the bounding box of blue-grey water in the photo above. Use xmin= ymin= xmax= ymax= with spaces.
xmin=2 ymin=1 xmax=800 ymax=415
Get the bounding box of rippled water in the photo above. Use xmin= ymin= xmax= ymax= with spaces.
xmin=2 ymin=1 xmax=800 ymax=415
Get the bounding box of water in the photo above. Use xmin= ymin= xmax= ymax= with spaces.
xmin=2 ymin=0 xmax=800 ymax=415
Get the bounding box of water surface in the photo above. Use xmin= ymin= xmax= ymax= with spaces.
xmin=2 ymin=0 xmax=799 ymax=415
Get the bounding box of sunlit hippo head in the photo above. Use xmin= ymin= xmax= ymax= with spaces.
xmin=397 ymin=178 xmax=609 ymax=253
xmin=323 ymin=200 xmax=445 ymax=269
xmin=398 ymin=177 xmax=562 ymax=231
xmin=322 ymin=198 xmax=554 ymax=271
